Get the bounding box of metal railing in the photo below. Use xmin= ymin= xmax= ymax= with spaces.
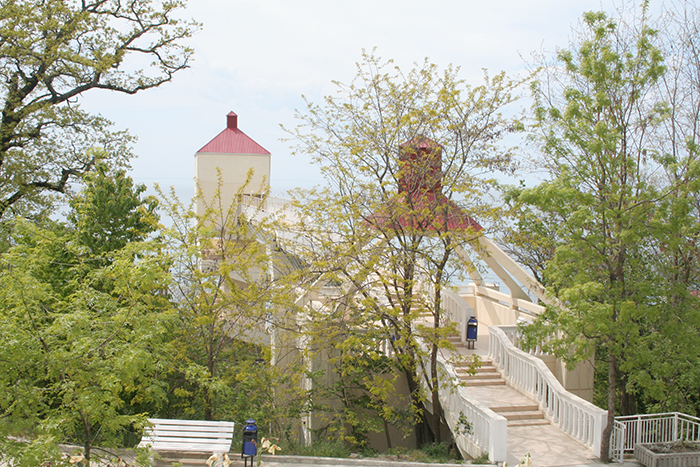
xmin=610 ymin=420 xmax=626 ymax=463
xmin=613 ymin=412 xmax=700 ymax=459
xmin=489 ymin=325 xmax=608 ymax=457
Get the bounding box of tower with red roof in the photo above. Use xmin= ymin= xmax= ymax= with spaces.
xmin=195 ymin=111 xmax=271 ymax=214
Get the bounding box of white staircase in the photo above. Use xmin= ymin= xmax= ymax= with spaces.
xmin=427 ymin=289 xmax=607 ymax=465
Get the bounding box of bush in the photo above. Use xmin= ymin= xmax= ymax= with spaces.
xmin=420 ymin=442 xmax=456 ymax=463
xmin=284 ymin=439 xmax=351 ymax=458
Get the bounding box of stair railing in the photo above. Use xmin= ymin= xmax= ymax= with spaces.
xmin=489 ymin=325 xmax=607 ymax=457
xmin=441 ymin=288 xmax=474 ymax=343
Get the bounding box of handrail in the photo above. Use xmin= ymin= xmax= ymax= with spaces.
xmin=472 ymin=285 xmax=545 ymax=318
xmin=413 ymin=284 xmax=504 ymax=461
xmin=489 ymin=325 xmax=607 ymax=457
xmin=497 ymin=325 xmax=550 ymax=357
xmin=242 ymin=194 xmax=300 ymax=222
xmin=614 ymin=412 xmax=700 ymax=455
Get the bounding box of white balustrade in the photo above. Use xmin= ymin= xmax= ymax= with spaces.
xmin=488 ymin=325 xmax=607 ymax=457
xmin=421 ymin=351 xmax=508 ymax=463
xmin=441 ymin=288 xmax=474 ymax=343
xmin=242 ymin=194 xmax=300 ymax=222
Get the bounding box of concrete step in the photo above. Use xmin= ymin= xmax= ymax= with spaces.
xmin=460 ymin=378 xmax=506 ymax=386
xmin=456 ymin=368 xmax=499 ymax=378
xmin=154 ymin=451 xmax=213 ymax=467
xmin=462 ymin=372 xmax=502 ymax=380
xmin=458 ymin=360 xmax=505 ymax=386
xmin=499 ymin=410 xmax=544 ymax=421
xmin=490 ymin=404 xmax=539 ymax=413
xmin=452 ymin=358 xmax=492 ymax=367
xmin=490 ymin=404 xmax=548 ymax=427
xmin=508 ymin=418 xmax=551 ymax=427
xmin=455 ymin=363 xmax=497 ymax=372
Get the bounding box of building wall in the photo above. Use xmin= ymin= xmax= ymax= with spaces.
xmin=195 ymin=152 xmax=271 ymax=215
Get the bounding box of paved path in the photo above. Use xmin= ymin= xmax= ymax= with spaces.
xmin=235 ymin=454 xmax=643 ymax=467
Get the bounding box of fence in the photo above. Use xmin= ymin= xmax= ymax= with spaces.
xmin=489 ymin=325 xmax=607 ymax=457
xmin=610 ymin=420 xmax=626 ymax=463
xmin=612 ymin=412 xmax=700 ymax=461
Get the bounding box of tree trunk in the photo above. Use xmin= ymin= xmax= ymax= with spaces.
xmin=83 ymin=415 xmax=92 ymax=465
xmin=430 ymin=342 xmax=443 ymax=442
xmin=204 ymin=386 xmax=213 ymax=421
xmin=405 ymin=367 xmax=432 ymax=447
xmin=383 ymin=418 xmax=392 ymax=449
xmin=600 ymin=350 xmax=616 ymax=463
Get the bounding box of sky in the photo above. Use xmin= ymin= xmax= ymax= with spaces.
xmin=77 ymin=0 xmax=641 ymax=202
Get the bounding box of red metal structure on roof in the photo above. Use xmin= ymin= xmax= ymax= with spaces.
xmin=367 ymin=136 xmax=482 ymax=233
xmin=197 ymin=112 xmax=270 ymax=155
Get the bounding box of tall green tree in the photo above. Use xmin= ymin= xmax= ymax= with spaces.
xmin=507 ymin=6 xmax=700 ymax=460
xmin=287 ymin=52 xmax=522 ymax=447
xmin=0 ymin=0 xmax=197 ymax=221
xmin=0 ymin=173 xmax=173 ymax=465
xmin=68 ymin=165 xmax=159 ymax=259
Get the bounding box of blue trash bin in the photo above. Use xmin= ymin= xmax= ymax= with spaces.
xmin=242 ymin=419 xmax=257 ymax=467
xmin=467 ymin=316 xmax=478 ymax=347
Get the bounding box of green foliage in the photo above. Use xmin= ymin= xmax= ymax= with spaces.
xmin=471 ymin=451 xmax=491 ymax=464
xmin=284 ymin=439 xmax=352 ymax=458
xmin=0 ymin=0 xmax=198 ymax=220
xmin=156 ymin=173 xmax=303 ymax=427
xmin=384 ymin=443 xmax=460 ymax=463
xmin=456 ymin=411 xmax=473 ymax=436
xmin=418 ymin=442 xmax=455 ymax=462
xmin=68 ymin=165 xmax=159 ymax=257
xmin=0 ymin=172 xmax=174 ymax=465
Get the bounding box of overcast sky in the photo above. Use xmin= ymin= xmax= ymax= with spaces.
xmin=77 ymin=0 xmax=643 ymax=201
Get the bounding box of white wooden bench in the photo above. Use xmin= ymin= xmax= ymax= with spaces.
xmin=138 ymin=418 xmax=236 ymax=454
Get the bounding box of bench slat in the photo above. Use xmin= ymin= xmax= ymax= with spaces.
xmin=143 ymin=432 xmax=233 ymax=443
xmin=147 ymin=419 xmax=234 ymax=427
xmin=143 ymin=428 xmax=233 ymax=436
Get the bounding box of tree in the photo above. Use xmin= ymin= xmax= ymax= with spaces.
xmin=626 ymin=1 xmax=700 ymax=415
xmin=286 ymin=52 xmax=522 ymax=446
xmin=0 ymin=172 xmax=173 ymax=465
xmin=68 ymin=164 xmax=159 ymax=259
xmin=507 ymin=6 xmax=700 ymax=460
xmin=157 ymin=174 xmax=304 ymax=426
xmin=0 ymin=0 xmax=197 ymax=221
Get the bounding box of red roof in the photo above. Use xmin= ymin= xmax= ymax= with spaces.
xmin=366 ymin=192 xmax=483 ymax=233
xmin=197 ymin=112 xmax=270 ymax=155
xmin=366 ymin=136 xmax=482 ymax=233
